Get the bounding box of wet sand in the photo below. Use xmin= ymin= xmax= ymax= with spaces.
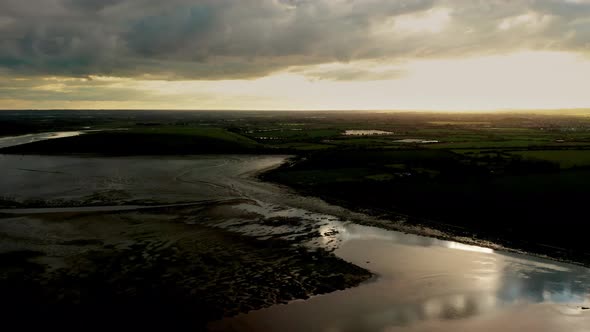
xmin=0 ymin=202 xmax=371 ymax=330
xmin=0 ymin=155 xmax=372 ymax=329
xmin=0 ymin=154 xmax=589 ymax=331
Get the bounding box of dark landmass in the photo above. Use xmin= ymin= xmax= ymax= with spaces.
xmin=0 ymin=127 xmax=266 ymax=155
xmin=262 ymin=151 xmax=590 ymax=266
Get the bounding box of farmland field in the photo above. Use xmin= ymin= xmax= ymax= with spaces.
xmin=510 ymin=149 xmax=590 ymax=168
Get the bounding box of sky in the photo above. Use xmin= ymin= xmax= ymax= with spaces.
xmin=2 ymin=0 xmax=590 ymax=111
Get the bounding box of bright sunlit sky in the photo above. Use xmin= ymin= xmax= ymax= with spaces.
xmin=2 ymin=0 xmax=590 ymax=111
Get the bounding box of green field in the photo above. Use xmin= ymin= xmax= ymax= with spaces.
xmin=510 ymin=150 xmax=590 ymax=168
xmin=246 ymin=128 xmax=340 ymax=140
xmin=428 ymin=140 xmax=551 ymax=149
xmin=132 ymin=126 xmax=258 ymax=144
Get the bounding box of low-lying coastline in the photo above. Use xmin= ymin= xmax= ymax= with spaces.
xmin=260 ymin=156 xmax=590 ymax=268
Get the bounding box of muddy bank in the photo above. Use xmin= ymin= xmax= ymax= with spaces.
xmin=0 ymin=203 xmax=370 ymax=330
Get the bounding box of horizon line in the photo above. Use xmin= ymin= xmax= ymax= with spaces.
xmin=2 ymin=108 xmax=590 ymax=114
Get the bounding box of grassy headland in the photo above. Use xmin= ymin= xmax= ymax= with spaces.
xmin=1 ymin=127 xmax=265 ymax=155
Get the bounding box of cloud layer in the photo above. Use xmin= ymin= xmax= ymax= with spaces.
xmin=2 ymin=0 xmax=590 ymax=80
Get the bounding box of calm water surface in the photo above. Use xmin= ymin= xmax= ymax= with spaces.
xmin=0 ymin=131 xmax=84 ymax=149
xmin=394 ymin=138 xmax=440 ymax=144
xmin=344 ymin=130 xmax=393 ymax=136
xmin=213 ymin=223 xmax=590 ymax=332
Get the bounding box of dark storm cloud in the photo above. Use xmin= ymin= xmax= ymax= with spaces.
xmin=0 ymin=0 xmax=590 ymax=80
xmin=0 ymin=75 xmax=150 ymax=102
xmin=64 ymin=0 xmax=121 ymax=12
xmin=298 ymin=67 xmax=406 ymax=81
xmin=0 ymin=85 xmax=150 ymax=101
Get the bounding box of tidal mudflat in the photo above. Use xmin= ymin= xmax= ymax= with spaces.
xmin=0 ymin=155 xmax=370 ymax=329
xmin=0 ymin=154 xmax=589 ymax=331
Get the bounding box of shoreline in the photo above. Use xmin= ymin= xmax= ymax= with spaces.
xmin=259 ymin=163 xmax=590 ymax=269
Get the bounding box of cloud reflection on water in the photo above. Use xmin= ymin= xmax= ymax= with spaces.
xmin=224 ymin=222 xmax=590 ymax=331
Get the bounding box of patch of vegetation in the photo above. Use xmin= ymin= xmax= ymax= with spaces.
xmin=509 ymin=150 xmax=590 ymax=169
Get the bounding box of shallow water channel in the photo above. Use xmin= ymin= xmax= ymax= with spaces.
xmin=0 ymin=131 xmax=85 ymax=149
xmin=212 ymin=221 xmax=590 ymax=332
